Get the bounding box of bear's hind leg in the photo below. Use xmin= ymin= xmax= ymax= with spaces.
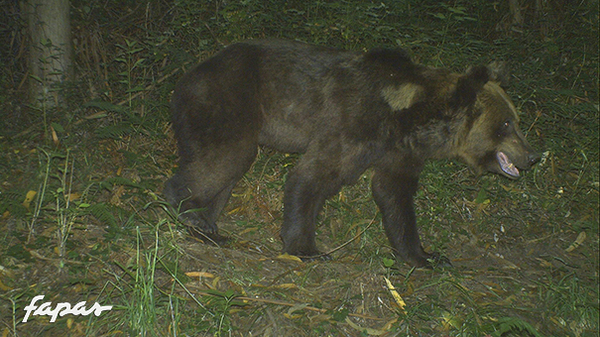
xmin=164 ymin=143 xmax=257 ymax=244
xmin=185 ymin=182 xmax=236 ymax=244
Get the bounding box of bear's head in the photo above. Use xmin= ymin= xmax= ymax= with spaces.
xmin=453 ymin=64 xmax=541 ymax=179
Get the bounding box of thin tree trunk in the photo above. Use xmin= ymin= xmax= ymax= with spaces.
xmin=26 ymin=0 xmax=73 ymax=108
xmin=535 ymin=0 xmax=549 ymax=37
xmin=508 ymin=0 xmax=524 ymax=32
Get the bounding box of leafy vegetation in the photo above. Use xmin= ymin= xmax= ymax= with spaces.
xmin=0 ymin=0 xmax=597 ymax=336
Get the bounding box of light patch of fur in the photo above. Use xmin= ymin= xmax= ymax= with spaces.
xmin=381 ymin=83 xmax=423 ymax=111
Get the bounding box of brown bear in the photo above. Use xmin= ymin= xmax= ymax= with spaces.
xmin=164 ymin=39 xmax=540 ymax=268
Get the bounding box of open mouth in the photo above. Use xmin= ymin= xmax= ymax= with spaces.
xmin=496 ymin=151 xmax=519 ymax=178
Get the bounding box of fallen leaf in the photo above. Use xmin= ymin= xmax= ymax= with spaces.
xmin=276 ymin=253 xmax=303 ymax=263
xmin=565 ymin=232 xmax=586 ymax=252
xmin=384 ymin=277 xmax=406 ymax=313
xmin=211 ymin=276 xmax=220 ymax=289
xmin=185 ymin=271 xmax=215 ymax=278
xmin=441 ymin=311 xmax=462 ymax=330
xmin=238 ymin=227 xmax=258 ymax=235
xmin=536 ymin=258 xmax=553 ymax=268
xmin=0 ymin=279 xmax=12 ymax=291
xmin=345 ymin=317 xmax=388 ymax=335
xmin=287 ymin=303 xmax=308 ymax=315
xmin=51 ymin=129 xmax=59 ymax=146
xmin=283 ymin=313 xmax=302 ymax=319
xmin=273 ymin=283 xmax=297 ymax=290
xmin=22 ymin=190 xmax=37 ymax=209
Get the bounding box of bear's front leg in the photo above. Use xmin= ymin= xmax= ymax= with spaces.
xmin=281 ymin=172 xmax=339 ymax=259
xmin=371 ymin=169 xmax=451 ymax=268
xmin=280 ymin=151 xmax=350 ymax=259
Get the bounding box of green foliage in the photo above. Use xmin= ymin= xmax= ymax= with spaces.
xmin=0 ymin=191 xmax=28 ymax=218
xmin=491 ymin=317 xmax=543 ymax=337
xmin=86 ymin=202 xmax=126 ymax=229
xmin=83 ymin=100 xmax=127 ymax=114
xmin=538 ymin=273 xmax=600 ymax=336
xmin=122 ymin=226 xmax=160 ymax=335
xmin=94 ymin=122 xmax=138 ymax=140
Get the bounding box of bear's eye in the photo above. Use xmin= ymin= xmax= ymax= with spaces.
xmin=496 ymin=120 xmax=512 ymax=138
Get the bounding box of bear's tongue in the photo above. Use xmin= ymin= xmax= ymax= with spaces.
xmin=497 ymin=152 xmax=519 ymax=177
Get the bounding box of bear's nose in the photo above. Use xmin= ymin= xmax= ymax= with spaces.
xmin=528 ymin=152 xmax=541 ymax=166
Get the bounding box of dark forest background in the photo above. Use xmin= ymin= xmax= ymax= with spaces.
xmin=0 ymin=1 xmax=598 ymax=336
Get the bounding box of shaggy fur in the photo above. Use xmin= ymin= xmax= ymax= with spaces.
xmin=164 ymin=39 xmax=540 ymax=267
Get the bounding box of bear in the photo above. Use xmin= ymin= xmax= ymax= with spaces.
xmin=164 ymin=39 xmax=540 ymax=268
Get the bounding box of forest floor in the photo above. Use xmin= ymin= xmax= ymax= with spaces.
xmin=0 ymin=1 xmax=598 ymax=336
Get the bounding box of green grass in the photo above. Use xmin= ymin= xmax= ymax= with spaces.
xmin=0 ymin=0 xmax=598 ymax=336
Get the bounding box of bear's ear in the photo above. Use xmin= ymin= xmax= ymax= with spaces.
xmin=487 ymin=61 xmax=510 ymax=86
xmin=452 ymin=65 xmax=489 ymax=107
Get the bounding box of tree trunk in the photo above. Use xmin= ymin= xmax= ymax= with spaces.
xmin=26 ymin=0 xmax=73 ymax=108
xmin=508 ymin=0 xmax=524 ymax=32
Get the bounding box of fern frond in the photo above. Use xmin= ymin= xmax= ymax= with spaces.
xmin=492 ymin=317 xmax=543 ymax=337
xmin=86 ymin=202 xmax=118 ymax=228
